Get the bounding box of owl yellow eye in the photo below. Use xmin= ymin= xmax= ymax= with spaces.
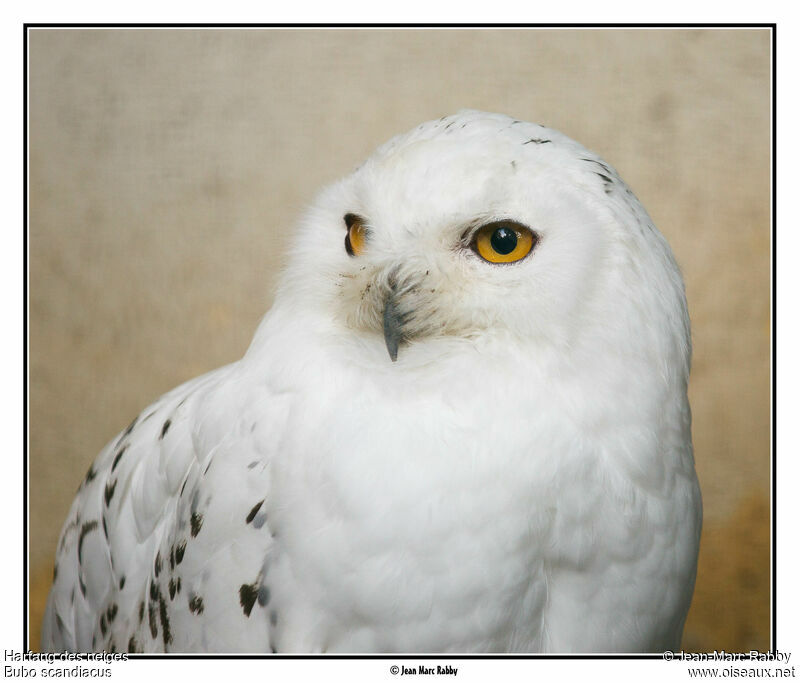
xmin=472 ymin=222 xmax=536 ymax=264
xmin=344 ymin=213 xmax=368 ymax=257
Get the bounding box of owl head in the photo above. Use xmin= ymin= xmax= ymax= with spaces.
xmin=273 ymin=110 xmax=689 ymax=382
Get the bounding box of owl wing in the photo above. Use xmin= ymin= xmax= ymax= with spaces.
xmin=41 ymin=361 xmax=280 ymax=653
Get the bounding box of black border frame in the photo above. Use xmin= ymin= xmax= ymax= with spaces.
xmin=22 ymin=22 xmax=777 ymax=660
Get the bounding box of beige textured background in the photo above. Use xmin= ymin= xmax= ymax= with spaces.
xmin=28 ymin=28 xmax=771 ymax=651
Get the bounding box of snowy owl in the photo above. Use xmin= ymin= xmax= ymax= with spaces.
xmin=42 ymin=110 xmax=702 ymax=653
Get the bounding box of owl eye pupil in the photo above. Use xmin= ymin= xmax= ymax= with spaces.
xmin=490 ymin=227 xmax=518 ymax=255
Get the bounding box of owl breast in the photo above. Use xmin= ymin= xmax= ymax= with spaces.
xmin=244 ymin=326 xmax=699 ymax=653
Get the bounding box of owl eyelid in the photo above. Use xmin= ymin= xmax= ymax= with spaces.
xmin=461 ymin=219 xmax=529 ymax=243
xmin=344 ymin=213 xmax=366 ymax=230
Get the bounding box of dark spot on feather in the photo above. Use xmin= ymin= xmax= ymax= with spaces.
xmin=154 ymin=552 xmax=162 ymax=577
xmin=100 ymin=614 xmax=107 ymax=636
xmin=149 ymin=580 xmax=160 ymax=603
xmin=239 ymin=583 xmax=258 ymax=617
xmin=119 ymin=576 xmax=125 ymax=590
xmin=595 ymin=172 xmax=614 ymax=194
xmin=84 ymin=464 xmax=97 ymax=485
xmin=523 ymin=138 xmax=551 ymax=145
xmin=246 ymin=501 xmax=264 ymax=524
xmin=203 ymin=459 xmax=213 ymax=475
xmin=53 ymin=563 xmax=58 ymax=581
xmin=176 ymin=577 xmax=181 ymax=594
xmin=257 ymin=585 xmax=270 ymax=606
xmin=169 ymin=578 xmax=176 ymax=600
xmin=586 ymin=158 xmax=612 ymax=175
xmin=148 ymin=602 xmax=158 ymax=639
xmin=160 ymin=419 xmax=171 ymax=439
xmin=138 ymin=601 xmax=145 ymax=624
xmin=189 ymin=594 xmax=204 ymax=614
xmin=190 ymin=512 xmax=203 ymax=537
xmin=270 ymin=610 xmax=278 ymax=626
xmin=78 ymin=520 xmax=99 ymax=563
xmin=120 ymin=415 xmax=138 ymax=440
xmin=247 ymin=461 xmax=259 ymax=469
xmin=70 ymin=588 xmax=74 ymax=604
xmin=79 ymin=575 xmax=86 ymax=597
xmin=180 ymin=478 xmax=188 ymax=496
xmin=107 ymin=603 xmax=118 ymax=623
xmin=128 ymin=636 xmax=139 ymax=653
xmin=158 ymin=595 xmax=172 ymax=646
xmin=104 ymin=480 xmax=117 ymax=506
xmin=59 ymin=517 xmax=79 ymax=553
xmin=581 ymin=157 xmax=616 ymax=188
xmin=109 ymin=641 xmax=116 ymax=653
xmin=169 ymin=546 xmax=175 ymax=571
xmin=175 ymin=541 xmax=186 ymax=565
xmin=111 ymin=445 xmax=127 ymax=472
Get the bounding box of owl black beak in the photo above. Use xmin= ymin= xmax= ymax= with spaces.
xmin=383 ymin=269 xmax=419 ymax=362
xmin=383 ymin=290 xmax=406 ymax=362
